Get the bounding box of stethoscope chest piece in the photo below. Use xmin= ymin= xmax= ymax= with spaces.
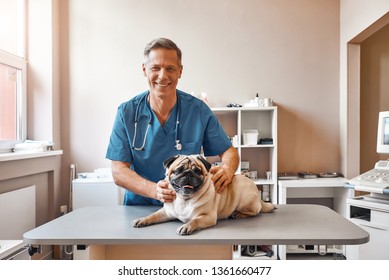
xmin=175 ymin=140 xmax=182 ymax=151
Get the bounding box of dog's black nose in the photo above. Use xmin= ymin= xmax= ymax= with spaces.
xmin=176 ymin=171 xmax=203 ymax=188
xmin=188 ymin=176 xmax=202 ymax=188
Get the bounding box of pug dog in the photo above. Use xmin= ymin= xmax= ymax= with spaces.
xmin=131 ymin=155 xmax=276 ymax=235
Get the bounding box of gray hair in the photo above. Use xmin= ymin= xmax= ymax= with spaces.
xmin=143 ymin=38 xmax=182 ymax=66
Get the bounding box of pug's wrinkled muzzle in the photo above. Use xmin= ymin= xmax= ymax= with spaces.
xmin=170 ymin=170 xmax=203 ymax=196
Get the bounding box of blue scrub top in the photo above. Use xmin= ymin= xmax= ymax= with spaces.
xmin=106 ymin=90 xmax=232 ymax=205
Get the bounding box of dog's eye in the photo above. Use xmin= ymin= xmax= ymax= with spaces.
xmin=174 ymin=167 xmax=184 ymax=175
xmin=192 ymin=167 xmax=203 ymax=175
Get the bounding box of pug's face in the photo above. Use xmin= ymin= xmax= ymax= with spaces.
xmin=163 ymin=155 xmax=212 ymax=198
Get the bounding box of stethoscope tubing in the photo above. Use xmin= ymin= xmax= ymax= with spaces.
xmin=132 ymin=92 xmax=181 ymax=151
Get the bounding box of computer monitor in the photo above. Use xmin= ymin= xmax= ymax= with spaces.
xmin=376 ymin=111 xmax=389 ymax=154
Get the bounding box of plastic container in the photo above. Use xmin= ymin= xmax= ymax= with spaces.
xmin=242 ymin=129 xmax=259 ymax=145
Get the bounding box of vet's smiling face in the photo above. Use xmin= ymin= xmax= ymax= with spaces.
xmin=142 ymin=48 xmax=182 ymax=100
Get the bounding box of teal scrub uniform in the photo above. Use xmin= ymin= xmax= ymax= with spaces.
xmin=106 ymin=90 xmax=232 ymax=205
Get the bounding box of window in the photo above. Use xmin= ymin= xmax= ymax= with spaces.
xmin=0 ymin=0 xmax=26 ymax=153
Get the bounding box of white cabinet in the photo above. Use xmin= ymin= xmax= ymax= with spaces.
xmin=346 ymin=196 xmax=389 ymax=260
xmin=211 ymin=106 xmax=278 ymax=259
xmin=348 ymin=222 xmax=389 ymax=259
xmin=72 ymin=178 xmax=124 ymax=209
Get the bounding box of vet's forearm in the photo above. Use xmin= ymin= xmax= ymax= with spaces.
xmin=111 ymin=160 xmax=157 ymax=200
xmin=219 ymin=146 xmax=240 ymax=178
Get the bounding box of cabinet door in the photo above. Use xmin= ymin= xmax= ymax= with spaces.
xmin=347 ymin=223 xmax=389 ymax=260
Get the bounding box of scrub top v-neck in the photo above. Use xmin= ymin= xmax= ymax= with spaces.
xmin=150 ymin=101 xmax=177 ymax=145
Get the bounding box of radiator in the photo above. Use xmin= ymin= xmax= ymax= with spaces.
xmin=0 ymin=185 xmax=36 ymax=259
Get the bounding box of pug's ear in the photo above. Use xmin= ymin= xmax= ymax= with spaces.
xmin=197 ymin=156 xmax=212 ymax=172
xmin=163 ymin=155 xmax=180 ymax=169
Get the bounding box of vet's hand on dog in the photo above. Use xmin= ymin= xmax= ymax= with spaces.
xmin=210 ymin=165 xmax=234 ymax=194
xmin=155 ymin=180 xmax=176 ymax=203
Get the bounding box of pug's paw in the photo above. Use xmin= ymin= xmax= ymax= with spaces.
xmin=131 ymin=218 xmax=148 ymax=228
xmin=176 ymin=224 xmax=196 ymax=235
xmin=230 ymin=211 xmax=241 ymax=219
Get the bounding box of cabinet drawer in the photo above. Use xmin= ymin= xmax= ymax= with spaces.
xmin=371 ymin=209 xmax=389 ymax=226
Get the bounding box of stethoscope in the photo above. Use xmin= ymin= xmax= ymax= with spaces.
xmin=132 ymin=93 xmax=182 ymax=151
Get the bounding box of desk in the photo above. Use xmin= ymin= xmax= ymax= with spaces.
xmin=23 ymin=204 xmax=368 ymax=260
xmin=278 ymin=178 xmax=350 ymax=216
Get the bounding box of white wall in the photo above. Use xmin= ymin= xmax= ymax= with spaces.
xmin=27 ymin=0 xmax=57 ymax=143
xmin=61 ymin=0 xmax=341 ymax=175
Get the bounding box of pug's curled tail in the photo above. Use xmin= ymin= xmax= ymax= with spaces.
xmin=261 ymin=201 xmax=277 ymax=213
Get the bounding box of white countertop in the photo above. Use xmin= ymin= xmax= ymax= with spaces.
xmin=278 ymin=177 xmax=347 ymax=188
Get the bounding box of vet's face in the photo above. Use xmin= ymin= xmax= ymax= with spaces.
xmin=142 ymin=48 xmax=182 ymax=99
xmin=164 ymin=155 xmax=211 ymax=198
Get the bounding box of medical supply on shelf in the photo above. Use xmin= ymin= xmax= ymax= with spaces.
xmin=242 ymin=129 xmax=259 ymax=145
xmin=264 ymin=98 xmax=273 ymax=107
